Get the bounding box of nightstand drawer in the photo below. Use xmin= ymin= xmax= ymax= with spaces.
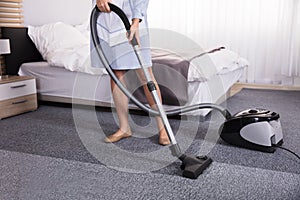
xmin=0 ymin=79 xmax=36 ymax=101
xmin=0 ymin=94 xmax=38 ymax=119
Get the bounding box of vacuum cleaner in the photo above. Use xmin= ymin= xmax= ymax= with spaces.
xmin=90 ymin=4 xmax=283 ymax=179
xmin=219 ymin=108 xmax=283 ymax=153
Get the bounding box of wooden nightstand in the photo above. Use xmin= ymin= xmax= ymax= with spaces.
xmin=0 ymin=76 xmax=38 ymax=119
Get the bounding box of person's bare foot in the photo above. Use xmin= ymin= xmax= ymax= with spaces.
xmin=159 ymin=129 xmax=171 ymax=146
xmin=104 ymin=129 xmax=132 ymax=143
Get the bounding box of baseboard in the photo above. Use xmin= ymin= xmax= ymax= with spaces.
xmin=230 ymin=83 xmax=300 ymax=95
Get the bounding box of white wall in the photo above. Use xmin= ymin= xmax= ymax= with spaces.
xmin=23 ymin=0 xmax=91 ymax=26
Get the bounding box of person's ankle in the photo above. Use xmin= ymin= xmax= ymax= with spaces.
xmin=120 ymin=128 xmax=131 ymax=134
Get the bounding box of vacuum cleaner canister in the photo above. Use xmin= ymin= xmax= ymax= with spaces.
xmin=219 ymin=108 xmax=283 ymax=152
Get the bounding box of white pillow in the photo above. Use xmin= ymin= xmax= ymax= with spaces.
xmin=28 ymin=22 xmax=89 ymax=60
xmin=188 ymin=48 xmax=248 ymax=82
xmin=28 ymin=22 xmax=106 ymax=75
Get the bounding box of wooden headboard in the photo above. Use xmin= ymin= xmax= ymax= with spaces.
xmin=1 ymin=27 xmax=43 ymax=75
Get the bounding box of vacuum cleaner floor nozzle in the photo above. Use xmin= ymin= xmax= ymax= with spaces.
xmin=180 ymin=155 xmax=213 ymax=179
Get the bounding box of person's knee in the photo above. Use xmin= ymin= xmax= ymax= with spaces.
xmin=135 ymin=68 xmax=155 ymax=84
xmin=114 ymin=70 xmax=126 ymax=79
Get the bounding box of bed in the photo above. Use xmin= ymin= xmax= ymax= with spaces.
xmin=1 ymin=25 xmax=248 ymax=116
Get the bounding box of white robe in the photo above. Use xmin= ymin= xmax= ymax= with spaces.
xmin=91 ymin=0 xmax=152 ymax=70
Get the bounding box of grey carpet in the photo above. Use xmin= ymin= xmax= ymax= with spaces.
xmin=0 ymin=88 xmax=299 ymax=199
xmin=1 ymin=150 xmax=299 ymax=200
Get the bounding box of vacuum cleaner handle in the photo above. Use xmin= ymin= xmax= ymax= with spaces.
xmin=94 ymin=3 xmax=139 ymax=46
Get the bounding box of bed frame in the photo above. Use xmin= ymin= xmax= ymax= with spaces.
xmin=1 ymin=27 xmax=43 ymax=75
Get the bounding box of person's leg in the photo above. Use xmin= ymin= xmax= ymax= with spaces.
xmin=104 ymin=70 xmax=132 ymax=143
xmin=135 ymin=68 xmax=171 ymax=145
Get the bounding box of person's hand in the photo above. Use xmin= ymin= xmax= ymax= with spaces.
xmin=127 ymin=18 xmax=140 ymax=45
xmin=96 ymin=0 xmax=111 ymax=12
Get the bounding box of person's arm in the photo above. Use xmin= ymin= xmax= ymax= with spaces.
xmin=131 ymin=0 xmax=149 ymax=21
xmin=128 ymin=0 xmax=149 ymax=44
xmin=128 ymin=18 xmax=140 ymax=44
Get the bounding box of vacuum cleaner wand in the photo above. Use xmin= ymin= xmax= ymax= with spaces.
xmin=91 ymin=4 xmax=213 ymax=179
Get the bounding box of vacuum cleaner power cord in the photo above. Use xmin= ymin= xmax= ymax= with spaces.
xmin=273 ymin=145 xmax=300 ymax=160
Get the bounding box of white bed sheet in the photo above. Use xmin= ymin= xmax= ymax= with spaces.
xmin=19 ymin=61 xmax=243 ymax=116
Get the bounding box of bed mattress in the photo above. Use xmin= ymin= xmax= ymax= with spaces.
xmin=19 ymin=61 xmax=244 ymax=115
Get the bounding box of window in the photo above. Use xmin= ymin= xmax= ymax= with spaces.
xmin=0 ymin=0 xmax=23 ymax=27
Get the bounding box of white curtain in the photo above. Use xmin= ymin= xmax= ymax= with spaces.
xmin=148 ymin=0 xmax=300 ymax=84
xmin=286 ymin=0 xmax=300 ymax=77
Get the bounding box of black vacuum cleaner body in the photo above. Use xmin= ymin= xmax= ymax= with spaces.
xmin=219 ymin=108 xmax=283 ymax=152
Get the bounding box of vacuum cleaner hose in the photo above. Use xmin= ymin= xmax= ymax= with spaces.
xmin=90 ymin=4 xmax=231 ymax=119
